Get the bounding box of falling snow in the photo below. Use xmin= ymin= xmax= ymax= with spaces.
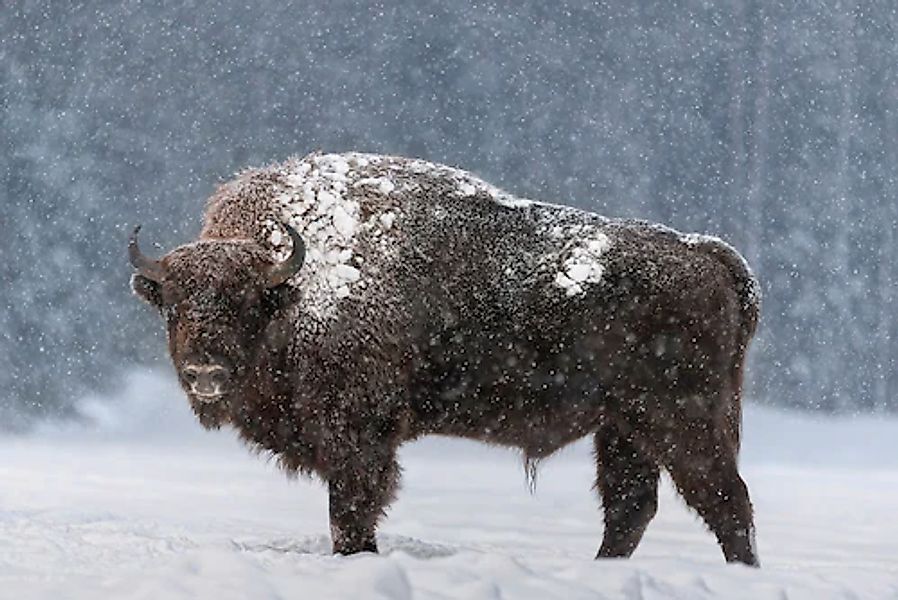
xmin=4 ymin=2 xmax=896 ymax=418
xmin=4 ymin=374 xmax=898 ymax=599
xmin=3 ymin=3 xmax=898 ymax=599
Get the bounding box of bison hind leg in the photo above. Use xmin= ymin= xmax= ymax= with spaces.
xmin=663 ymin=423 xmax=759 ymax=566
xmin=593 ymin=422 xmax=661 ymax=559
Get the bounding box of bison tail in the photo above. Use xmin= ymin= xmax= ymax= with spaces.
xmin=684 ymin=234 xmax=761 ymax=453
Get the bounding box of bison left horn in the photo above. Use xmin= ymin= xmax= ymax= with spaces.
xmin=266 ymin=224 xmax=306 ymax=288
xmin=129 ymin=225 xmax=165 ymax=282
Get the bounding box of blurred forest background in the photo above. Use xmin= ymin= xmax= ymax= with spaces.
xmin=2 ymin=1 xmax=896 ymax=427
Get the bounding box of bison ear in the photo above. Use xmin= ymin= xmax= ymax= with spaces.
xmin=131 ymin=273 xmax=163 ymax=307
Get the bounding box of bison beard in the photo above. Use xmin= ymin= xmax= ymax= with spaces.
xmin=129 ymin=151 xmax=761 ymax=566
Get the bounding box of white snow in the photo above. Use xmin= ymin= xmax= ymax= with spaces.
xmin=264 ymin=153 xmax=622 ymax=305
xmin=354 ymin=177 xmax=396 ymax=195
xmin=379 ymin=212 xmax=396 ymax=230
xmin=330 ymin=205 xmax=356 ymax=238
xmin=332 ymin=264 xmax=361 ymax=283
xmin=3 ymin=370 xmax=897 ymax=599
xmin=391 ymin=154 xmax=616 ymax=298
xmin=397 ymin=156 xmax=546 ymax=210
xmin=457 ymin=181 xmax=477 ymax=196
xmin=554 ymin=231 xmax=612 ymax=296
xmin=265 ymin=153 xmax=381 ymax=319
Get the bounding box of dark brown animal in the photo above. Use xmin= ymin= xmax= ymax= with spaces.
xmin=130 ymin=152 xmax=761 ymax=565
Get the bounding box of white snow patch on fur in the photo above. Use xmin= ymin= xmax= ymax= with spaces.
xmin=379 ymin=212 xmax=396 ymax=229
xmin=262 ymin=152 xmax=621 ymax=309
xmin=264 ymin=153 xmax=398 ymax=319
xmin=354 ymin=176 xmax=396 ymax=195
xmin=554 ymin=231 xmax=612 ymax=296
xmin=400 ymin=158 xmax=545 ymax=210
xmin=384 ymin=156 xmax=623 ymax=300
xmin=353 ymin=154 xmax=615 ymax=298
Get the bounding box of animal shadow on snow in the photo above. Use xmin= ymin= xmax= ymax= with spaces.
xmin=232 ymin=534 xmax=459 ymax=559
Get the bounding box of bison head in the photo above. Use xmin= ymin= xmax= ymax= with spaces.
xmin=129 ymin=226 xmax=305 ymax=428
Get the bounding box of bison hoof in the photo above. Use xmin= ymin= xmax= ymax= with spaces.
xmin=333 ymin=539 xmax=378 ymax=555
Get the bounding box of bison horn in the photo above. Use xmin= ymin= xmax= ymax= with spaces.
xmin=266 ymin=224 xmax=306 ymax=288
xmin=129 ymin=225 xmax=165 ymax=282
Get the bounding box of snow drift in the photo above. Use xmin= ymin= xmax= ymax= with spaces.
xmin=2 ymin=370 xmax=897 ymax=599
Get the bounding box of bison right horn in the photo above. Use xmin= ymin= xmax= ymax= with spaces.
xmin=129 ymin=225 xmax=165 ymax=282
xmin=266 ymin=224 xmax=306 ymax=288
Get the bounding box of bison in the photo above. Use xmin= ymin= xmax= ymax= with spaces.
xmin=130 ymin=152 xmax=760 ymax=565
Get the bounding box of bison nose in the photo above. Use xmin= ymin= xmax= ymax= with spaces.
xmin=182 ymin=364 xmax=230 ymax=400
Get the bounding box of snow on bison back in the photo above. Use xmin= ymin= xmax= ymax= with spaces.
xmin=129 ymin=152 xmax=761 ymax=565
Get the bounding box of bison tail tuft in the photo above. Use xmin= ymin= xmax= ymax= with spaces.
xmin=523 ymin=453 xmax=542 ymax=494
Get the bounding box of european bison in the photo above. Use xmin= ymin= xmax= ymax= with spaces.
xmin=130 ymin=152 xmax=760 ymax=565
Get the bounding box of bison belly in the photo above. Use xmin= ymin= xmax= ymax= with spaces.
xmin=407 ymin=319 xmax=610 ymax=457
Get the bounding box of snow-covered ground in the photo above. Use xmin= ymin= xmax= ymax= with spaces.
xmin=2 ymin=371 xmax=897 ymax=599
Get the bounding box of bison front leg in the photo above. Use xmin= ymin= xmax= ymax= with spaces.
xmin=327 ymin=449 xmax=400 ymax=555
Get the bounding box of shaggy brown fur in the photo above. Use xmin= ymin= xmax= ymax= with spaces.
xmin=130 ymin=152 xmax=760 ymax=565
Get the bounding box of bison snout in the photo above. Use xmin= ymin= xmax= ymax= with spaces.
xmin=182 ymin=364 xmax=231 ymax=400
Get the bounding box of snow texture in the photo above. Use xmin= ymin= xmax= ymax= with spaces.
xmin=261 ymin=152 xmax=594 ymax=315
xmin=7 ymin=2 xmax=898 ymax=423
xmin=4 ymin=371 xmax=896 ymax=599
xmin=554 ymin=232 xmax=612 ymax=297
xmin=264 ymin=153 xmax=374 ymax=314
xmin=221 ymin=152 xmax=698 ymax=325
xmin=238 ymin=153 xmax=760 ymax=329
